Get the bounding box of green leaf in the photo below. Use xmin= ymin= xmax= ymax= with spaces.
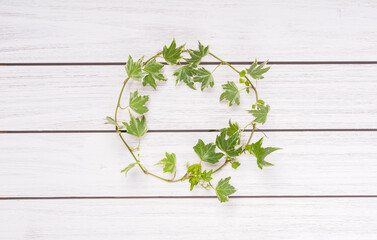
xmin=201 ymin=170 xmax=213 ymax=182
xmin=173 ymin=65 xmax=196 ymax=89
xmin=187 ymin=163 xmax=202 ymax=176
xmin=129 ymin=91 xmax=149 ymax=114
xmin=156 ymin=152 xmax=176 ymax=174
xmin=220 ymin=81 xmax=240 ymax=106
xmin=125 ymin=56 xmax=144 ymax=81
xmin=246 ymin=59 xmax=270 ymax=80
xmin=193 ymin=139 xmax=224 ymax=164
xmin=220 ymin=120 xmax=240 ymax=137
xmin=189 ymin=177 xmax=200 ymax=191
xmin=120 ymin=162 xmax=137 ymax=176
xmin=162 ymin=39 xmax=185 ymax=65
xmin=187 ymin=163 xmax=202 ymax=191
xmin=184 ymin=41 xmax=209 ymax=67
xmin=123 ymin=112 xmax=148 ymax=137
xmin=142 ymin=59 xmax=167 ymax=89
xmin=245 ymin=137 xmax=281 ymax=169
xmin=239 ymin=70 xmax=246 ymax=77
xmin=216 ymin=131 xmax=242 ymax=157
xmin=193 ymin=68 xmax=214 ymax=91
xmin=248 ymin=102 xmax=270 ymax=124
xmin=104 ymin=116 xmax=117 ymax=125
xmin=104 ymin=116 xmax=124 ymax=129
xmin=215 ymin=177 xmax=236 ymax=202
xmin=231 ymin=161 xmax=241 ymax=169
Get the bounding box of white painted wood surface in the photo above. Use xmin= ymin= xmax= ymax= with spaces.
xmin=1 ymin=0 xmax=377 ymax=239
xmin=1 ymin=131 xmax=376 ymax=197
xmin=1 ymin=198 xmax=376 ymax=239
xmin=1 ymin=64 xmax=376 ymax=130
xmin=1 ymin=0 xmax=377 ymax=62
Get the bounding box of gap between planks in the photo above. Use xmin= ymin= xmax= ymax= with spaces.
xmin=2 ymin=195 xmax=377 ymax=201
xmin=1 ymin=61 xmax=377 ymax=66
xmin=1 ymin=129 xmax=377 ymax=134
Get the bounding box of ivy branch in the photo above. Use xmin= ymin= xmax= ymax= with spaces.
xmin=105 ymin=39 xmax=281 ymax=202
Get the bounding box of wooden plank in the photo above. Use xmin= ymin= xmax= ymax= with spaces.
xmin=1 ymin=64 xmax=376 ymax=130
xmin=1 ymin=198 xmax=376 ymax=239
xmin=1 ymin=131 xmax=376 ymax=197
xmin=1 ymin=0 xmax=377 ymax=62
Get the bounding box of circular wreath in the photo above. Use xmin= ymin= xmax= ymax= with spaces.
xmin=105 ymin=39 xmax=281 ymax=202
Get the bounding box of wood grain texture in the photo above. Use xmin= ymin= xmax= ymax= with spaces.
xmin=1 ymin=131 xmax=376 ymax=197
xmin=1 ymin=0 xmax=377 ymax=62
xmin=1 ymin=198 xmax=376 ymax=239
xmin=1 ymin=64 xmax=376 ymax=130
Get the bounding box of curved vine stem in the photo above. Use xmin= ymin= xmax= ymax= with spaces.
xmin=114 ymin=49 xmax=259 ymax=183
xmin=208 ymin=52 xmax=258 ymax=102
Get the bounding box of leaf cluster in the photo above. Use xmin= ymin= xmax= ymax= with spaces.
xmin=106 ymin=39 xmax=281 ymax=202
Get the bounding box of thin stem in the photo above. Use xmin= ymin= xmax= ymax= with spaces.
xmin=244 ymin=75 xmax=258 ymax=102
xmin=242 ymin=123 xmax=256 ymax=153
xmin=136 ymin=137 xmax=141 ymax=150
xmin=239 ymin=86 xmax=251 ymax=92
xmin=114 ymin=77 xmax=130 ymax=129
xmin=118 ymin=132 xmax=146 ymax=173
xmin=241 ymin=122 xmax=253 ymax=132
xmin=209 ymin=52 xmax=240 ymax=73
xmin=255 ymin=126 xmax=268 ymax=138
xmin=209 ymin=52 xmax=258 ymax=102
xmin=171 ymin=171 xmax=177 ymax=180
xmin=119 ymin=105 xmax=129 ymax=110
xmin=211 ymin=62 xmax=223 ymax=73
xmin=144 ymin=171 xmax=173 ymax=182
xmin=144 ymin=51 xmax=162 ymax=65
xmin=213 ymin=159 xmax=231 ymax=173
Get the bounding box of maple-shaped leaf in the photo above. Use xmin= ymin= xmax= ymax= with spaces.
xmin=201 ymin=169 xmax=213 ymax=182
xmin=129 ymin=91 xmax=149 ymax=114
xmin=173 ymin=65 xmax=196 ymax=89
xmin=220 ymin=120 xmax=240 ymax=137
xmin=216 ymin=177 xmax=236 ymax=203
xmin=162 ymin=39 xmax=185 ymax=65
xmin=125 ymin=56 xmax=145 ymax=81
xmin=248 ymin=102 xmax=270 ymax=124
xmin=142 ymin=59 xmax=167 ymax=89
xmin=193 ymin=68 xmax=214 ymax=91
xmin=245 ymin=137 xmax=281 ymax=169
xmin=156 ymin=152 xmax=176 ymax=174
xmin=246 ymin=59 xmax=270 ymax=80
xmin=120 ymin=162 xmax=137 ymax=176
xmin=216 ymin=131 xmax=242 ymax=157
xmin=220 ymin=81 xmax=240 ymax=106
xmin=193 ymin=139 xmax=224 ymax=164
xmin=122 ymin=112 xmax=147 ymax=137
xmin=184 ymin=41 xmax=209 ymax=67
xmin=104 ymin=116 xmax=124 ymax=129
xmin=187 ymin=163 xmax=202 ymax=191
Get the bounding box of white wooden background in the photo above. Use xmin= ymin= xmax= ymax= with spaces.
xmin=1 ymin=0 xmax=377 ymax=239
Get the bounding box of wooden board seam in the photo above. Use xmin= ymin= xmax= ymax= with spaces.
xmin=2 ymin=195 xmax=377 ymax=201
xmin=2 ymin=61 xmax=377 ymax=66
xmin=1 ymin=129 xmax=377 ymax=134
